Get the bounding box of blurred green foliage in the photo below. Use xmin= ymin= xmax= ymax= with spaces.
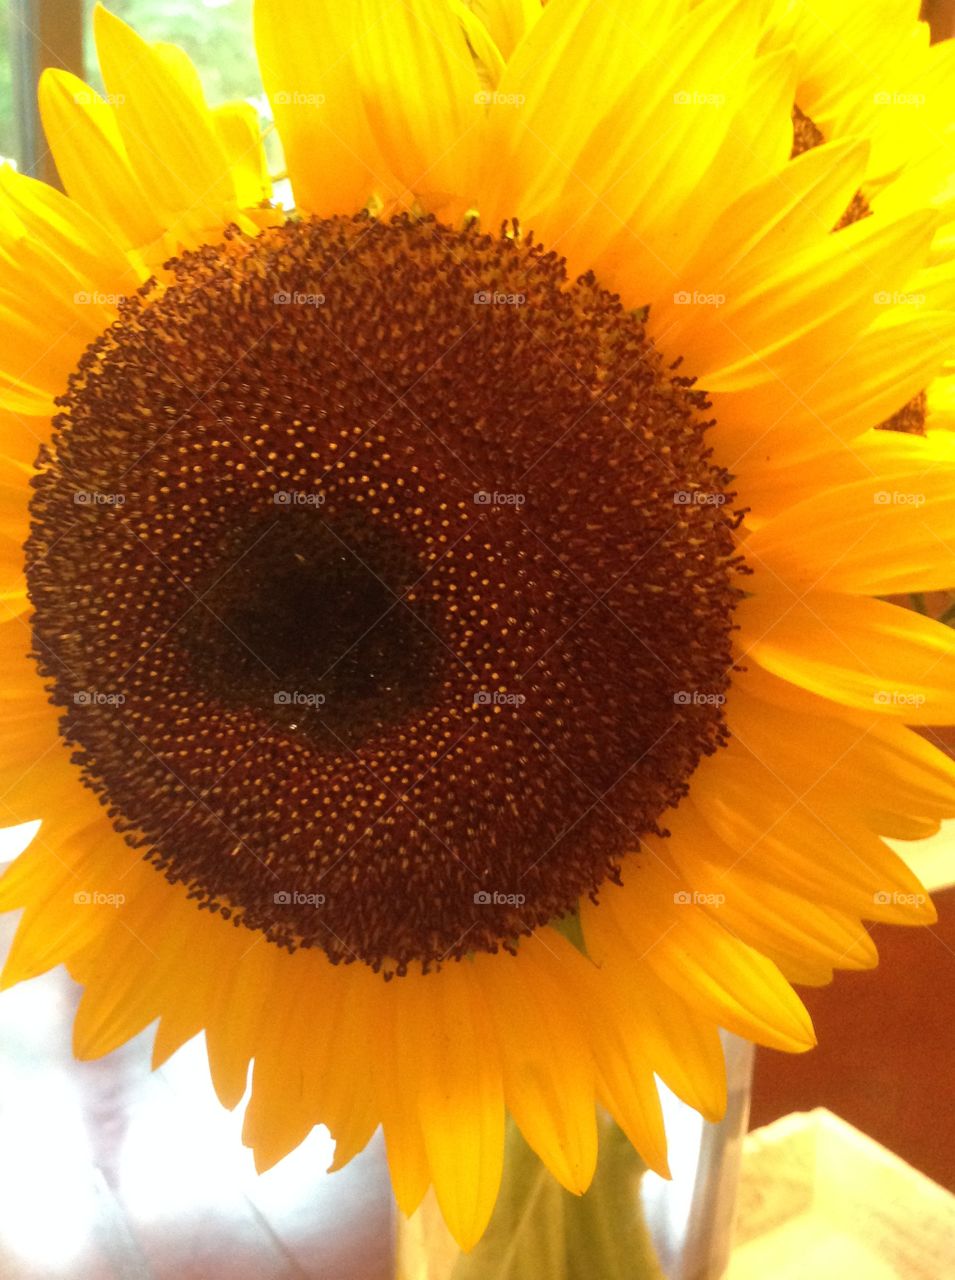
xmin=83 ymin=0 xmax=260 ymax=105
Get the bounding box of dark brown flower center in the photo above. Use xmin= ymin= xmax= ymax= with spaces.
xmin=26 ymin=214 xmax=742 ymax=973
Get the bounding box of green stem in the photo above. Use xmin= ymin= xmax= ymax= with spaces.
xmin=450 ymin=1115 xmax=665 ymax=1280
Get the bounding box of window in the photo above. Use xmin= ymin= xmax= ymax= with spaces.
xmin=5 ymin=1 xmax=275 ymax=181
xmin=0 ymin=5 xmax=15 ymax=166
xmin=81 ymin=0 xmax=261 ymax=108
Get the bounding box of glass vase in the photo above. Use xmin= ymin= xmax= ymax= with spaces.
xmin=396 ymin=1032 xmax=754 ymax=1280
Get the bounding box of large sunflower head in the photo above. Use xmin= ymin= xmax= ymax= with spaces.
xmin=2 ymin=0 xmax=954 ymax=1250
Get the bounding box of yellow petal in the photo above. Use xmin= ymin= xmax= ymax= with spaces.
xmin=688 ymin=747 xmax=937 ymax=925
xmin=0 ymin=166 xmax=141 ymax=295
xmin=650 ymin=137 xmax=869 ymax=352
xmin=590 ymin=859 xmax=816 ymax=1053
xmin=93 ymin=7 xmax=238 ymax=234
xmin=255 ymin=0 xmax=392 ymax=214
xmin=464 ymin=0 xmax=542 ymax=60
xmin=378 ymin=974 xmax=433 ymax=1217
xmin=737 ymin=591 xmax=955 ymax=724
xmin=660 ymin=823 xmax=878 ymax=974
xmin=743 ymin=433 xmax=955 ymax=594
xmin=408 ymin=961 xmax=505 ymax=1251
xmin=582 ymin=907 xmax=727 ymax=1124
xmin=483 ymin=0 xmax=761 ymax=297
xmin=689 ymin=208 xmax=938 ymax=386
xmin=349 ymin=0 xmax=481 ymax=219
xmin=212 ymin=102 xmax=273 ymax=208
xmin=475 ymin=933 xmax=598 ymax=1195
xmin=38 ymin=68 xmax=164 ymax=250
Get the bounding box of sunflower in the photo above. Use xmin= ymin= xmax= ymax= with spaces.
xmin=2 ymin=0 xmax=955 ymax=1253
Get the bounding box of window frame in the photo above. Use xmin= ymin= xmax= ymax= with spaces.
xmin=11 ymin=0 xmax=84 ymax=185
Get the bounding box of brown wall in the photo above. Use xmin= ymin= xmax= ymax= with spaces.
xmin=750 ymin=885 xmax=955 ymax=1190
